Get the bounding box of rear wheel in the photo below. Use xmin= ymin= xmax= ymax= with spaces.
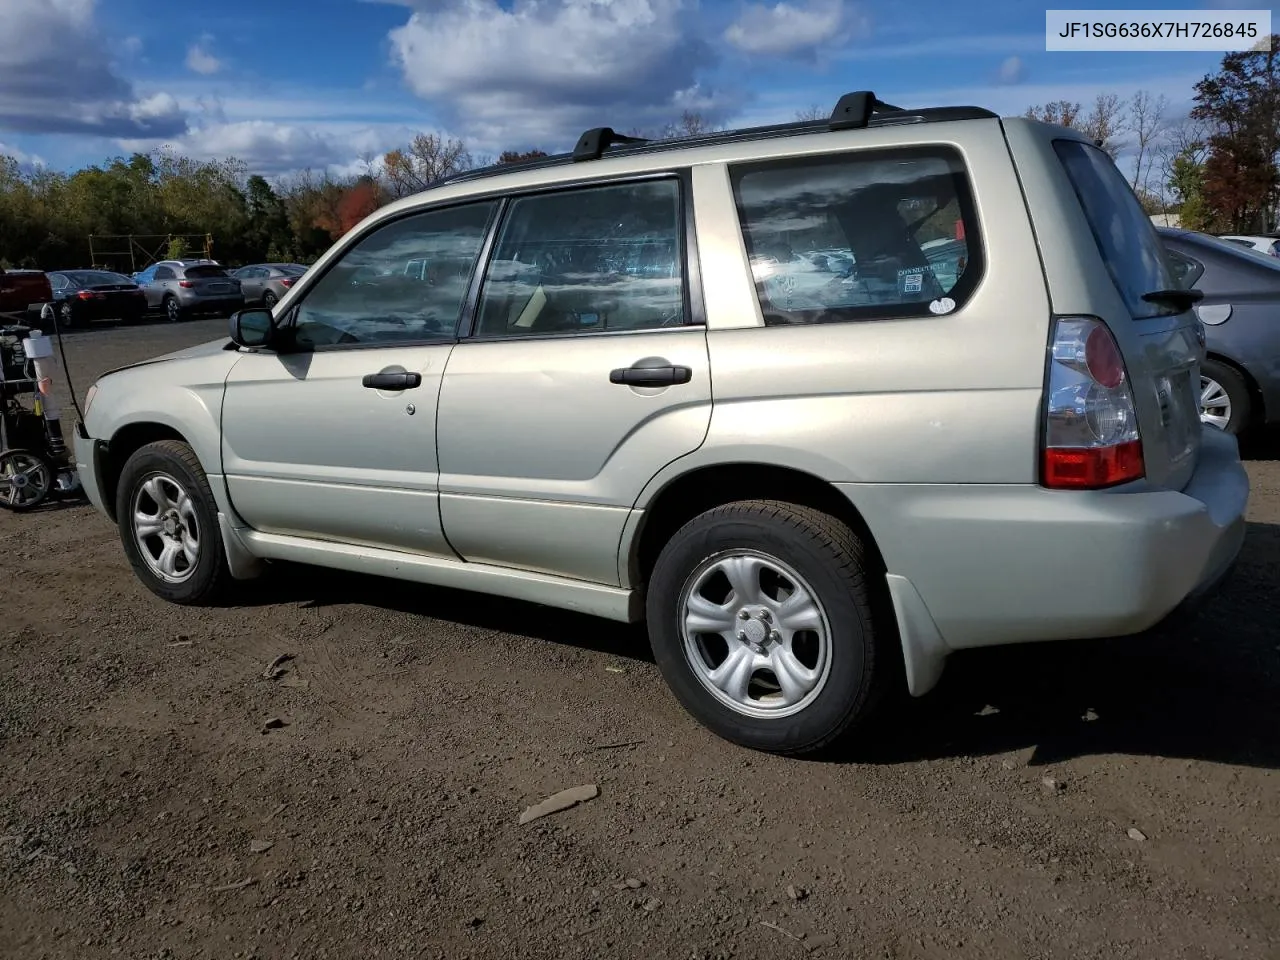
xmin=1200 ymin=359 xmax=1251 ymax=436
xmin=646 ymin=500 xmax=888 ymax=755
xmin=116 ymin=440 xmax=230 ymax=605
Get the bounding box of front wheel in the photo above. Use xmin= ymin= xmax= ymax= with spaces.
xmin=115 ymin=440 xmax=230 ymax=605
xmin=646 ymin=500 xmax=889 ymax=755
xmin=163 ymin=295 xmax=183 ymax=323
xmin=263 ymin=290 xmax=277 ymax=309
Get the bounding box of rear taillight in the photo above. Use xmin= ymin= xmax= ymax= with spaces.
xmin=1041 ymin=316 xmax=1144 ymax=490
xmin=280 ymin=277 xmax=295 ymax=287
xmin=76 ymin=290 xmax=104 ymax=300
xmin=179 ymin=280 xmax=194 ymax=288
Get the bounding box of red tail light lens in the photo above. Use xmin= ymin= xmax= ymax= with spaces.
xmin=280 ymin=277 xmax=295 ymax=287
xmin=76 ymin=290 xmax=93 ymax=300
xmin=179 ymin=280 xmax=194 ymax=288
xmin=1042 ymin=316 xmax=1144 ymax=490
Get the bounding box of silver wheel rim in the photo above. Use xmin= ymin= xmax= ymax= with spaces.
xmin=131 ymin=472 xmax=200 ymax=583
xmin=166 ymin=298 xmax=179 ymax=321
xmin=0 ymin=453 xmax=51 ymax=507
xmin=679 ymin=549 xmax=833 ymax=719
xmin=1200 ymin=375 xmax=1231 ymax=430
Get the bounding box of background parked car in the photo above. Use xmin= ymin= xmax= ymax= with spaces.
xmin=231 ymin=262 xmax=308 ymax=308
xmin=134 ymin=259 xmax=244 ymax=322
xmin=47 ymin=270 xmax=147 ymax=328
xmin=1159 ymin=226 xmax=1280 ymax=436
xmin=0 ymin=267 xmax=52 ymax=326
xmin=1218 ymin=234 xmax=1280 ymax=257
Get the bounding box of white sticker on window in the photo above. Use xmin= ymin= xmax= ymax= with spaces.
xmin=928 ymin=297 xmax=956 ymax=315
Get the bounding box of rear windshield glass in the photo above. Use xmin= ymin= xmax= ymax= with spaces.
xmin=67 ymin=271 xmax=132 ymax=285
xmin=1053 ymin=139 xmax=1179 ymax=319
xmin=183 ymin=265 xmax=229 ymax=279
xmin=281 ymin=264 xmax=307 ymax=276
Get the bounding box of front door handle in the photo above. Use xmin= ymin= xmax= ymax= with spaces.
xmin=609 ymin=362 xmax=693 ymax=387
xmin=362 ymin=371 xmax=422 ymax=390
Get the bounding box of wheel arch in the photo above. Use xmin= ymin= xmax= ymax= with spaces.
xmin=99 ymin=422 xmax=189 ymax=522
xmin=627 ymin=462 xmax=888 ymax=589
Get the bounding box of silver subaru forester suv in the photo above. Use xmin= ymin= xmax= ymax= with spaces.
xmin=73 ymin=92 xmax=1249 ymax=755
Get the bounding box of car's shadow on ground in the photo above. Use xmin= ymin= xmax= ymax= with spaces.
xmin=1241 ymin=426 xmax=1280 ymax=461
xmin=243 ymin=520 xmax=1280 ymax=771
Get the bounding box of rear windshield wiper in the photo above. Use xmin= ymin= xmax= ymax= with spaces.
xmin=1141 ymin=288 xmax=1204 ymax=310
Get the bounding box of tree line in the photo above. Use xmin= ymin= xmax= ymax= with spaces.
xmin=2 ymin=39 xmax=1278 ymax=272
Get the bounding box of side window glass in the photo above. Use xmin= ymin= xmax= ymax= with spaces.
xmin=473 ymin=179 xmax=685 ymax=338
xmin=291 ymin=201 xmax=497 ymax=348
xmin=50 ymin=275 xmax=67 ymax=291
xmin=154 ymin=266 xmax=175 ymax=280
xmin=1166 ymin=250 xmax=1203 ymax=288
xmin=729 ymin=148 xmax=983 ymax=325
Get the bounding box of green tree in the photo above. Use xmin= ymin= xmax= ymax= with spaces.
xmin=1191 ymin=35 xmax=1280 ymax=232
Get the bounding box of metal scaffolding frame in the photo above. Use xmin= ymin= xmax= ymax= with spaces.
xmin=86 ymin=233 xmax=214 ymax=273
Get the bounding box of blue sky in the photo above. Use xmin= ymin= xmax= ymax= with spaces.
xmin=0 ymin=0 xmax=1274 ymax=178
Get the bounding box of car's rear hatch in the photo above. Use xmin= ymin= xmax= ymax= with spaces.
xmin=183 ymin=265 xmax=238 ymax=297
xmin=1004 ymin=121 xmax=1204 ymax=493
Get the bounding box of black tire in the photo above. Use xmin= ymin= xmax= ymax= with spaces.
xmin=115 ymin=439 xmax=230 ymax=605
xmin=263 ymin=290 xmax=277 ymax=309
xmin=1200 ymin=359 xmax=1252 ymax=436
xmin=646 ymin=499 xmax=889 ymax=756
xmin=58 ymin=301 xmax=81 ymax=330
xmin=163 ymin=295 xmax=183 ymax=323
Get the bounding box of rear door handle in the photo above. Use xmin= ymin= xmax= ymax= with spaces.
xmin=362 ymin=371 xmax=422 ymax=390
xmin=609 ymin=364 xmax=693 ymax=387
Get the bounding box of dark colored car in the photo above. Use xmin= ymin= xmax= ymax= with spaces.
xmin=47 ymin=270 xmax=147 ymax=328
xmin=1158 ymin=226 xmax=1280 ymax=436
xmin=231 ymin=263 xmax=308 ymax=308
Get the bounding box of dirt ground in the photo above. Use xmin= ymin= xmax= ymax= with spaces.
xmin=2 ymin=317 xmax=1278 ymax=960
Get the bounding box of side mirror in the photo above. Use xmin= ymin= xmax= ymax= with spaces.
xmin=229 ymin=308 xmax=276 ymax=349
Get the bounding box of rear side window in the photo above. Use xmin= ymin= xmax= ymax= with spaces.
xmin=1165 ymin=250 xmax=1204 ymax=289
xmin=1053 ymin=139 xmax=1179 ymax=319
xmin=729 ymin=146 xmax=983 ymax=325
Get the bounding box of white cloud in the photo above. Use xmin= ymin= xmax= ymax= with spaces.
xmin=387 ymin=0 xmax=731 ymax=149
xmin=185 ymin=38 xmax=222 ymax=76
xmin=120 ymin=119 xmax=416 ymax=176
xmin=724 ymin=0 xmax=866 ymax=59
xmin=997 ymin=55 xmax=1027 ymax=85
xmin=0 ymin=0 xmax=187 ymax=138
xmin=0 ymin=140 xmax=44 ymax=167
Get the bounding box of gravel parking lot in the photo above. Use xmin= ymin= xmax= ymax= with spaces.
xmin=3 ymin=318 xmax=1278 ymax=960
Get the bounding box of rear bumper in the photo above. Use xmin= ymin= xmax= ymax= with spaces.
xmin=177 ymin=293 xmax=243 ymax=312
xmin=840 ymin=426 xmax=1249 ymax=690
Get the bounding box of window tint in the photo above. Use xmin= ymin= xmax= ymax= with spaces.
xmin=1053 ymin=139 xmax=1179 ymax=319
xmin=68 ymin=270 xmax=132 ymax=285
xmin=291 ymin=201 xmax=496 ymax=348
xmin=729 ymin=147 xmax=982 ymax=325
xmin=183 ymin=265 xmax=229 ymax=279
xmin=473 ymin=180 xmax=685 ymax=338
xmin=50 ymin=274 xmax=68 ymax=290
xmin=154 ymin=266 xmax=175 ymax=280
xmin=281 ymin=264 xmax=307 ymax=276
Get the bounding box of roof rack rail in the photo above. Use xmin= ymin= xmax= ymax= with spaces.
xmin=431 ymin=92 xmax=998 ymax=191
xmin=572 ymin=127 xmax=649 ymax=162
xmin=828 ymin=91 xmax=902 ymax=130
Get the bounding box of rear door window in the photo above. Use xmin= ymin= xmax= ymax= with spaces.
xmin=1053 ymin=139 xmax=1179 ymax=319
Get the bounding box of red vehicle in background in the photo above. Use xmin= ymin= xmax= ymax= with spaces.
xmin=0 ymin=267 xmax=53 ymax=326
